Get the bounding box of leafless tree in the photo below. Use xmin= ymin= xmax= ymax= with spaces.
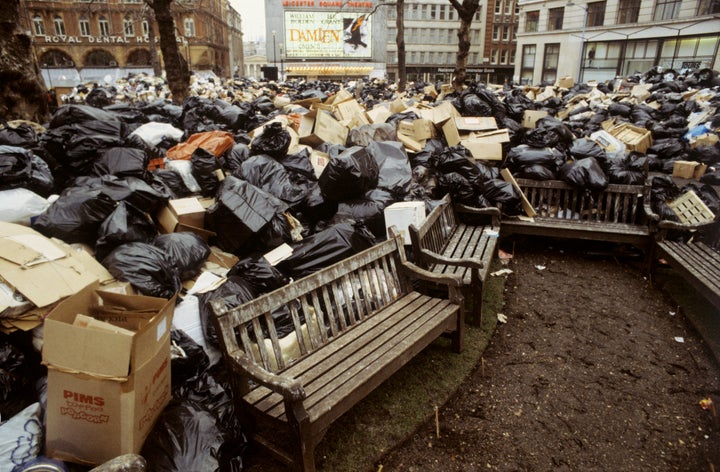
xmin=145 ymin=0 xmax=190 ymax=104
xmin=449 ymin=0 xmax=480 ymax=91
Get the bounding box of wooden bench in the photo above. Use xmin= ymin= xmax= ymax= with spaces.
xmin=501 ymin=178 xmax=653 ymax=256
xmin=408 ymin=194 xmax=500 ymax=325
xmin=210 ymin=230 xmax=465 ymax=472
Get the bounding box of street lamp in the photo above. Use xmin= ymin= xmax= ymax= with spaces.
xmin=279 ymin=44 xmax=284 ymax=81
xmin=271 ymin=30 xmax=277 ymax=69
xmin=567 ymin=1 xmax=588 ymax=83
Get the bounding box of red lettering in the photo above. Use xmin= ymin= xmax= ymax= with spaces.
xmin=63 ymin=389 xmax=104 ymax=406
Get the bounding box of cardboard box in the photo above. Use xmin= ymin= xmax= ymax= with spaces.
xmin=0 ymin=223 xmax=108 ymax=312
xmin=156 ymin=197 xmax=215 ymax=241
xmin=443 ymin=116 xmax=498 ymax=147
xmin=309 ymin=150 xmax=330 ymax=178
xmin=298 ymin=109 xmax=348 ymax=146
xmin=608 ymin=122 xmax=653 ymax=154
xmin=500 ymin=168 xmax=537 ymax=218
xmin=384 ymin=201 xmax=426 ymax=245
xmin=366 ymin=105 xmax=392 ymax=124
xmin=398 ymin=119 xmax=438 ymax=141
xmin=672 ymin=160 xmax=707 ymax=179
xmin=555 ymin=76 xmax=575 ymax=88
xmin=522 ymin=110 xmax=548 ymax=129
xmin=460 ymin=129 xmax=509 ymax=161
xmin=430 ymin=101 xmax=461 ymax=125
xmin=43 ymin=283 xmax=175 ymax=465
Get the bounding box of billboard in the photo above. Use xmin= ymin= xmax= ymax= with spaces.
xmin=284 ymin=11 xmax=372 ymax=59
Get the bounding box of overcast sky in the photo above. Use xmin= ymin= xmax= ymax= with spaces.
xmin=229 ymin=0 xmax=266 ymax=42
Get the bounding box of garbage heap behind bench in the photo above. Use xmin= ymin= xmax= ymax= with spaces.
xmin=211 ymin=230 xmax=465 ymax=472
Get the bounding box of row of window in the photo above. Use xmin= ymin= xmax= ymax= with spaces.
xmin=388 ymin=49 xmax=515 ymax=66
xmin=387 ymin=3 xmax=482 ymax=22
xmin=387 ymin=27 xmax=489 ymax=45
xmin=525 ymin=0 xmax=720 ymax=33
xmin=31 ymin=14 xmax=196 ymax=38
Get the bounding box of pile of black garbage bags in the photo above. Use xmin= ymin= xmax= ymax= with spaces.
xmin=2 ymin=71 xmax=720 ymax=470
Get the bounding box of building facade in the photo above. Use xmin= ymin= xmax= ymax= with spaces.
xmin=19 ymin=0 xmax=241 ymax=88
xmin=382 ymin=0 xmax=517 ymax=85
xmin=264 ymin=0 xmax=387 ymax=80
xmin=515 ymin=0 xmax=720 ymax=85
xmin=227 ymin=2 xmax=244 ymax=77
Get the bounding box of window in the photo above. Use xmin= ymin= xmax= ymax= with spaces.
xmin=495 ymin=1 xmax=501 ymax=15
xmin=85 ymin=50 xmax=116 ymax=67
xmin=587 ymin=1 xmax=606 ymax=27
xmin=53 ymin=15 xmax=65 ymax=36
xmin=654 ymin=0 xmax=681 ymax=19
xmin=510 ymin=48 xmax=516 ymax=64
xmin=475 ymin=9 xmax=482 ymax=21
xmin=697 ymin=0 xmax=720 ymax=14
xmin=430 ymin=5 xmax=436 ymax=19
xmin=500 ymin=49 xmax=508 ymax=64
xmin=184 ymin=18 xmax=195 ymax=37
xmin=548 ymin=7 xmax=564 ymax=30
xmin=502 ymin=26 xmax=509 ymax=41
xmin=617 ymin=0 xmax=640 ymax=23
xmin=521 ymin=44 xmax=536 ymax=84
xmin=525 ymin=11 xmax=539 ymax=32
xmin=542 ymin=43 xmax=560 ymax=83
xmin=123 ymin=17 xmax=134 ymax=36
xmin=32 ymin=15 xmax=45 ymax=35
xmin=98 ymin=16 xmax=109 ymax=37
xmin=123 ymin=0 xmax=142 ymax=3
xmin=504 ymin=1 xmax=511 ymax=14
xmin=491 ymin=49 xmax=499 ymax=63
xmin=440 ymin=5 xmax=446 ymax=20
xmin=79 ymin=16 xmax=90 ymax=36
xmin=142 ymin=20 xmax=149 ymax=36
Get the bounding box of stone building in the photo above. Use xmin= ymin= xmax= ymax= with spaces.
xmin=19 ymin=0 xmax=241 ymax=87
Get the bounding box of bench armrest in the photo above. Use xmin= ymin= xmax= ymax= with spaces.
xmin=419 ymin=248 xmax=484 ymax=269
xmin=400 ymin=259 xmax=463 ymax=287
xmin=229 ymin=351 xmax=306 ymax=402
xmin=657 ymin=219 xmax=717 ymax=231
xmin=454 ymin=204 xmax=501 ymax=218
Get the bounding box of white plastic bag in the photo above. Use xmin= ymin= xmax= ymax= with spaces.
xmin=129 ymin=122 xmax=184 ymax=147
xmin=0 ymin=188 xmax=50 ymax=226
xmin=0 ymin=402 xmax=42 ymax=472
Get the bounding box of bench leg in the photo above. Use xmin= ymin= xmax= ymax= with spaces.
xmin=286 ymin=401 xmax=317 ymax=472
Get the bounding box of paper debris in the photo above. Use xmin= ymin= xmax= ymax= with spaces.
xmin=535 ymin=265 xmax=546 ymax=270
xmin=497 ymin=313 xmax=507 ymax=323
xmin=674 ymin=337 xmax=685 ymax=343
xmin=490 ymin=268 xmax=513 ymax=277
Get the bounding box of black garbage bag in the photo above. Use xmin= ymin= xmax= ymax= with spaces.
xmin=153 ymin=232 xmax=211 ymax=281
xmin=49 ymin=104 xmax=121 ymax=128
xmin=366 ymin=141 xmax=412 ymax=196
xmin=347 ymin=123 xmax=398 ymax=147
xmin=437 ymin=172 xmax=476 ymax=205
xmin=606 ymin=156 xmax=647 ymax=185
xmin=318 ymin=146 xmax=379 ymax=201
xmin=483 ymin=178 xmax=523 ymax=214
xmin=506 ymin=145 xmax=564 ymax=172
xmin=516 ymin=164 xmax=557 ymax=180
xmin=0 ymin=332 xmax=41 ymax=421
xmin=32 ymin=187 xmax=117 ymax=244
xmin=250 ymin=122 xmax=291 ymax=160
xmin=85 ymin=87 xmax=115 ymax=108
xmin=91 ymin=147 xmax=149 ymax=179
xmin=236 ymin=154 xmax=309 ymax=207
xmin=336 ymin=188 xmax=396 ymax=239
xmin=221 ymin=143 xmax=251 ymax=175
xmin=385 ymin=111 xmax=420 ymax=126
xmin=102 ymin=242 xmax=182 ymax=299
xmin=0 ymin=123 xmax=37 ymax=147
xmin=454 ymin=90 xmax=493 ymax=117
xmin=0 ymin=145 xmax=32 ymax=191
xmin=700 ymin=169 xmax=720 ymax=185
xmin=27 ymin=154 xmax=54 ymax=197
xmin=153 ymin=168 xmax=195 ymax=199
xmin=411 ymin=139 xmax=446 ymax=168
xmin=95 ymin=201 xmax=158 ymax=261
xmin=647 ymin=140 xmax=686 ymax=161
xmin=251 ymin=95 xmax=276 ymax=116
xmin=607 ymin=102 xmax=632 ymax=117
xmin=315 ymin=142 xmax=346 ymax=159
xmin=559 ymin=157 xmax=609 ymax=191
xmin=205 ymin=176 xmax=289 ymax=255
xmin=141 ymin=399 xmax=246 ymax=472
xmin=298 ymin=183 xmax=338 ymax=224
xmin=78 ymin=175 xmax=170 ymax=213
xmin=170 ymin=329 xmax=210 ymax=394
xmin=197 ymin=275 xmax=257 ymax=349
xmin=630 ymin=105 xmax=656 ymax=128
xmin=688 ymin=144 xmax=720 ymax=167
xmin=191 ymin=147 xmax=221 ymax=198
xmin=227 ymin=256 xmax=289 ymax=295
xmin=278 ymin=221 xmax=376 ymax=279
xmin=530 ymin=117 xmax=575 ymax=148
xmin=568 ymin=138 xmax=608 ymax=167
xmin=280 ymin=148 xmax=317 ymax=181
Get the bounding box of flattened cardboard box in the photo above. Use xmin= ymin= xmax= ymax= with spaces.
xmin=0 ymin=222 xmax=107 ymax=312
xmin=43 ymin=283 xmax=175 ymax=466
xmin=442 ymin=116 xmax=498 ymax=147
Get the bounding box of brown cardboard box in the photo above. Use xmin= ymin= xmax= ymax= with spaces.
xmin=500 ymin=168 xmax=537 ymax=218
xmin=555 ymin=76 xmax=575 ymax=88
xmin=430 ymin=101 xmax=461 ymax=125
xmin=608 ymin=122 xmax=653 ymax=154
xmin=461 ymin=129 xmax=509 ymax=160
xmin=43 ymin=283 xmax=175 ymax=465
xmin=398 ymin=119 xmax=438 ymax=141
xmin=521 ymin=110 xmax=548 ymax=128
xmin=334 ymin=98 xmax=369 ymax=125
xmin=314 ymin=110 xmax=349 ymax=145
xmin=366 ymin=105 xmax=392 ymax=124
xmin=442 ymin=116 xmax=498 ymax=146
xmin=156 ymin=197 xmax=215 ymax=241
xmin=672 ymin=160 xmax=707 ymax=179
xmin=0 ymin=222 xmax=108 ymax=313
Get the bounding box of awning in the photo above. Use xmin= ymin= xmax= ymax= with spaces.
xmin=286 ymin=65 xmax=375 ymax=76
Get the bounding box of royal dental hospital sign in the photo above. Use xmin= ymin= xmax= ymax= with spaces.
xmin=34 ymin=34 xmax=182 ymax=44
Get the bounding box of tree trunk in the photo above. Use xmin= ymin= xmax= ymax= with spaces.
xmin=449 ymin=0 xmax=480 ymax=91
xmin=396 ymin=0 xmax=406 ymax=92
xmin=145 ymin=9 xmax=162 ymax=77
xmin=149 ymin=0 xmax=189 ymax=104
xmin=0 ymin=0 xmax=49 ymax=122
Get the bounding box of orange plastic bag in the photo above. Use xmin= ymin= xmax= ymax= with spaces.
xmin=166 ymin=130 xmax=234 ymax=161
